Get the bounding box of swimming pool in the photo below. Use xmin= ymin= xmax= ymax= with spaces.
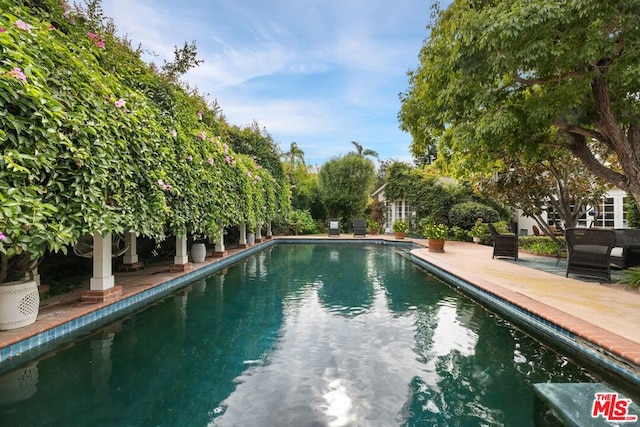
xmin=0 ymin=243 xmax=602 ymax=425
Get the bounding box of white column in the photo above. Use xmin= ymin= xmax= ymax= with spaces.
xmin=174 ymin=235 xmax=189 ymax=264
xmin=256 ymin=223 xmax=262 ymax=241
xmin=122 ymin=232 xmax=138 ymax=264
xmin=215 ymin=229 xmax=225 ymax=252
xmin=90 ymin=232 xmax=115 ymax=290
xmin=266 ymin=221 xmax=273 ymax=238
xmin=238 ymin=223 xmax=247 ymax=246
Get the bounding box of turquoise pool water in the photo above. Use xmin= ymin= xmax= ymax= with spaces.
xmin=0 ymin=243 xmax=597 ymax=426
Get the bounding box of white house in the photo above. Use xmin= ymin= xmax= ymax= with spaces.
xmin=372 ymin=182 xmax=632 ymax=235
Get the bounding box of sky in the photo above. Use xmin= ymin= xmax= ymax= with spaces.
xmin=100 ymin=0 xmax=438 ymax=167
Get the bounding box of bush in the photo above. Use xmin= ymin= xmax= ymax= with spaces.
xmin=448 ymin=202 xmax=501 ymax=230
xmin=450 ymin=226 xmax=471 ymax=241
xmin=620 ymin=267 xmax=640 ymax=289
xmin=519 ymin=236 xmax=564 ymax=256
xmin=288 ymin=209 xmax=317 ymax=235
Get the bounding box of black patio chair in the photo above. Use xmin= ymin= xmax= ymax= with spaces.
xmin=353 ymin=218 xmax=366 ymax=237
xmin=565 ymin=228 xmax=616 ymax=282
xmin=328 ymin=218 xmax=340 ymax=236
xmin=487 ymin=223 xmax=518 ymax=261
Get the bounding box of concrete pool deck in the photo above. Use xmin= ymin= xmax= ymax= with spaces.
xmin=1 ymin=235 xmax=640 ymax=375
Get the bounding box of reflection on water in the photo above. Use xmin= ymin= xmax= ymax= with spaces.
xmin=0 ymin=244 xmax=596 ymax=426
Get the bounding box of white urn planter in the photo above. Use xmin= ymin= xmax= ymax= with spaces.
xmin=0 ymin=280 xmax=40 ymax=330
xmin=190 ymin=243 xmax=207 ymax=263
xmin=247 ymin=233 xmax=256 ymax=246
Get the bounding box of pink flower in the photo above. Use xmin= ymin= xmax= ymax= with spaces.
xmin=225 ymin=155 xmax=232 ymax=164
xmin=254 ymin=175 xmax=261 ymax=182
xmin=197 ymin=110 xmax=203 ymax=120
xmin=207 ymin=157 xmax=214 ymax=165
xmin=7 ymin=67 xmax=27 ymax=83
xmin=0 ymin=28 xmax=5 ymax=33
xmin=222 ymin=143 xmax=229 ymax=153
xmin=157 ymin=179 xmax=171 ymax=191
xmin=88 ymin=32 xmax=105 ymax=48
xmin=186 ymin=155 xmax=193 ymax=161
xmin=49 ymin=24 xmax=56 ymax=30
xmin=15 ymin=20 xmax=33 ymax=32
xmin=0 ymin=231 xmax=8 ymax=243
xmin=197 ymin=130 xmax=206 ymax=140
xmin=169 ymin=129 xmax=177 ymax=137
xmin=246 ymin=171 xmax=252 ymax=177
xmin=114 ymin=98 xmax=126 ymax=108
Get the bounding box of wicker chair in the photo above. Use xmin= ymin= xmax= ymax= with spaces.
xmin=353 ymin=218 xmax=366 ymax=237
xmin=328 ymin=218 xmax=340 ymax=236
xmin=487 ymin=223 xmax=518 ymax=261
xmin=565 ymin=228 xmax=616 ymax=282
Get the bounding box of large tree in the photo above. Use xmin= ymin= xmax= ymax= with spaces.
xmin=399 ymin=1 xmax=640 ymax=205
xmin=318 ymin=154 xmax=376 ymax=221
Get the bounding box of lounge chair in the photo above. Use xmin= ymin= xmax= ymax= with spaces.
xmin=565 ymin=227 xmax=616 ymax=282
xmin=487 ymin=223 xmax=518 ymax=261
xmin=328 ymin=218 xmax=340 ymax=236
xmin=353 ymin=218 xmax=366 ymax=237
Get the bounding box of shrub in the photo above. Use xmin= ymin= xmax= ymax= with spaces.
xmin=288 ymin=210 xmax=317 ymax=235
xmin=422 ymin=221 xmax=449 ymax=240
xmin=519 ymin=236 xmax=564 ymax=256
xmin=393 ymin=219 xmax=408 ymax=232
xmin=450 ymin=226 xmax=471 ymax=241
xmin=448 ymin=202 xmax=501 ymax=230
xmin=620 ymin=267 xmax=640 ymax=289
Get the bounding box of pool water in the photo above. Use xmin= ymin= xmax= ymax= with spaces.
xmin=0 ymin=243 xmax=596 ymax=426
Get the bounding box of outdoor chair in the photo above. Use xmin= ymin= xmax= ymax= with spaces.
xmin=610 ymin=229 xmax=640 ymax=269
xmin=353 ymin=218 xmax=366 ymax=237
xmin=328 ymin=218 xmax=340 ymax=236
xmin=487 ymin=223 xmax=518 ymax=261
xmin=564 ymin=227 xmax=616 ymax=282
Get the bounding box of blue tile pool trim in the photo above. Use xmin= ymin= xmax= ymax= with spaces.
xmin=410 ymin=253 xmax=640 ymax=390
xmin=0 ymin=238 xmax=416 ymax=369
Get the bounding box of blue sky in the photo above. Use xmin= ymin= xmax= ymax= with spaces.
xmin=100 ymin=0 xmax=436 ymax=166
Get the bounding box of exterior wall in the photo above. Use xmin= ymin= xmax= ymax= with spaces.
xmin=516 ymin=188 xmax=630 ymax=234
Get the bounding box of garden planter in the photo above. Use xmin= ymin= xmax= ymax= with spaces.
xmin=473 ymin=236 xmax=481 ymax=244
xmin=428 ymin=239 xmax=446 ymax=253
xmin=247 ymin=233 xmax=256 ymax=245
xmin=190 ymin=243 xmax=207 ymax=263
xmin=394 ymin=231 xmax=405 ymax=240
xmin=0 ymin=280 xmax=40 ymax=330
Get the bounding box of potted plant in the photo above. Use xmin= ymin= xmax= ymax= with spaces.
xmin=423 ymin=221 xmax=449 ymax=252
xmin=470 ymin=218 xmax=486 ymax=244
xmin=367 ymin=219 xmax=380 ymax=235
xmin=393 ymin=219 xmax=408 ymax=239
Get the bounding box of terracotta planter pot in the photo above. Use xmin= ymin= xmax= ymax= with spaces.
xmin=394 ymin=231 xmax=405 ymax=239
xmin=428 ymin=239 xmax=445 ymax=253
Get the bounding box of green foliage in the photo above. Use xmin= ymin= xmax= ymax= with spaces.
xmin=449 ymin=226 xmax=471 ymax=242
xmin=627 ymin=198 xmax=640 ymax=229
xmin=421 ymin=221 xmax=449 ymax=240
xmin=448 ymin=202 xmax=500 ymax=230
xmin=0 ymin=0 xmax=290 ymax=282
xmin=287 ymin=209 xmax=317 ymax=235
xmin=366 ymin=219 xmax=379 ymax=233
xmin=399 ymin=0 xmax=640 ymax=206
xmin=519 ymin=236 xmax=564 ymax=256
xmin=392 ymin=219 xmax=408 ymax=232
xmin=318 ymin=154 xmax=375 ymax=220
xmin=620 ymin=267 xmax=640 ymax=290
